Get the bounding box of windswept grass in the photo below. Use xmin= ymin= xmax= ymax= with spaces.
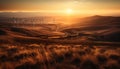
xmin=0 ymin=44 xmax=120 ymax=69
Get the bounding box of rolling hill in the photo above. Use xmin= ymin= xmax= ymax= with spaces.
xmin=62 ymin=15 xmax=120 ymax=42
xmin=0 ymin=15 xmax=120 ymax=44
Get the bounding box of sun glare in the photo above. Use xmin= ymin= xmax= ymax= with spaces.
xmin=66 ymin=8 xmax=73 ymax=14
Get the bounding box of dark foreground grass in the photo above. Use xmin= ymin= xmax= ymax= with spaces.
xmin=0 ymin=44 xmax=120 ymax=69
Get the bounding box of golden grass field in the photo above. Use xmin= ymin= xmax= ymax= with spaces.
xmin=0 ymin=15 xmax=120 ymax=69
xmin=0 ymin=44 xmax=120 ymax=69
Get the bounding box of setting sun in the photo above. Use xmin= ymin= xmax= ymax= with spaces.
xmin=66 ymin=8 xmax=73 ymax=14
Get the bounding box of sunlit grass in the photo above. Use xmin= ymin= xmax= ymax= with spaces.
xmin=0 ymin=44 xmax=120 ymax=69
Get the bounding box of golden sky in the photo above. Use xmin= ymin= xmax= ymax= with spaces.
xmin=0 ymin=0 xmax=120 ymax=16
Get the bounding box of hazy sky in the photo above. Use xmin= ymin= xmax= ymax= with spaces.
xmin=0 ymin=0 xmax=120 ymax=15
